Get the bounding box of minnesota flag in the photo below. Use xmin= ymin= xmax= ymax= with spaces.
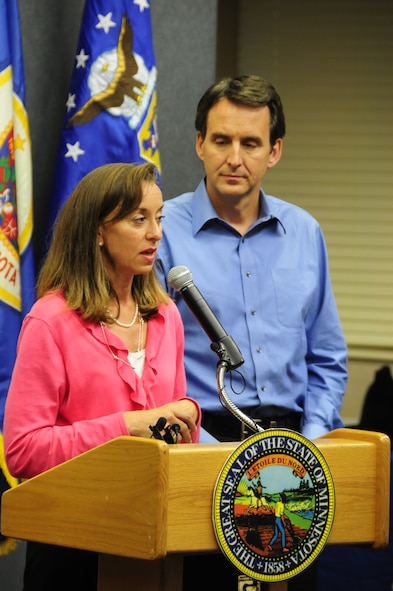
xmin=47 ymin=0 xmax=161 ymax=237
xmin=0 ymin=0 xmax=35 ymax=555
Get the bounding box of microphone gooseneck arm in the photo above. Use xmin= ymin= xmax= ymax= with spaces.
xmin=216 ymin=360 xmax=264 ymax=435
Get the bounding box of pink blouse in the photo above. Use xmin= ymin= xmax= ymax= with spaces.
xmin=4 ymin=292 xmax=200 ymax=478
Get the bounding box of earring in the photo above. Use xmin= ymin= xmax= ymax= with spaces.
xmin=99 ymin=241 xmax=103 ymax=247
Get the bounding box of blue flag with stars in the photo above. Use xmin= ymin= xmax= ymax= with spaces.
xmin=47 ymin=0 xmax=160 ymax=239
xmin=0 ymin=0 xmax=36 ymax=556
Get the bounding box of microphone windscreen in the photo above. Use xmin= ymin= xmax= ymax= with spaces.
xmin=168 ymin=266 xmax=193 ymax=290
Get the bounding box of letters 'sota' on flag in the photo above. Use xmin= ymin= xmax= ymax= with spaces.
xmin=47 ymin=0 xmax=161 ymax=239
xmin=0 ymin=0 xmax=36 ymax=556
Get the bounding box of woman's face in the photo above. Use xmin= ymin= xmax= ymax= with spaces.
xmin=98 ymin=181 xmax=163 ymax=278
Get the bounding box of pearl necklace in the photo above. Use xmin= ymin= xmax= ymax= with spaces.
xmin=108 ymin=303 xmax=139 ymax=328
xmin=100 ymin=315 xmax=145 ymax=368
xmin=136 ymin=315 xmax=145 ymax=352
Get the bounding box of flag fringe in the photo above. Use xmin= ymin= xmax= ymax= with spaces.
xmin=0 ymin=536 xmax=20 ymax=556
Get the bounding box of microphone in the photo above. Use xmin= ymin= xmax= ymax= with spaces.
xmin=168 ymin=266 xmax=244 ymax=370
xmin=149 ymin=417 xmax=181 ymax=444
xmin=149 ymin=416 xmax=167 ymax=440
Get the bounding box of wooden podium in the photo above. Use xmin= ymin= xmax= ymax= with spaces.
xmin=1 ymin=428 xmax=390 ymax=591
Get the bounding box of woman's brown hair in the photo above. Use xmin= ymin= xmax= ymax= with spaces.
xmin=37 ymin=162 xmax=169 ymax=322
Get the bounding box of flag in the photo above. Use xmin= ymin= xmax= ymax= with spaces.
xmin=46 ymin=0 xmax=161 ymax=238
xmin=0 ymin=0 xmax=36 ymax=555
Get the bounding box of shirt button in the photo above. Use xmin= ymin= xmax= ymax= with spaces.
xmin=261 ymin=386 xmax=266 ymax=392
xmin=246 ymin=272 xmax=251 ymax=277
xmin=256 ymin=347 xmax=261 ymax=353
xmin=251 ymin=310 xmax=256 ymax=315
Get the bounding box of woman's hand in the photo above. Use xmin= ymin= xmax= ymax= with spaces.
xmin=124 ymin=399 xmax=199 ymax=443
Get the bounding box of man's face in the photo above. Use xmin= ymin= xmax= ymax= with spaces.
xmin=196 ymin=98 xmax=282 ymax=205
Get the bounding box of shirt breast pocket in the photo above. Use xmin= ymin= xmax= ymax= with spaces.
xmin=271 ymin=268 xmax=314 ymax=329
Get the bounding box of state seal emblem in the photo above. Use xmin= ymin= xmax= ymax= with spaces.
xmin=212 ymin=429 xmax=335 ymax=584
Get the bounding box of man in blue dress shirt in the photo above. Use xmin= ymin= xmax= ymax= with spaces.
xmin=155 ymin=74 xmax=348 ymax=590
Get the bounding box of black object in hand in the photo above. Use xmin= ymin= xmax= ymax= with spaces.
xmin=149 ymin=418 xmax=180 ymax=444
xmin=163 ymin=423 xmax=180 ymax=444
xmin=149 ymin=417 xmax=166 ymax=440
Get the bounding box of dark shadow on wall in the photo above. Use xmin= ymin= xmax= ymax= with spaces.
xmin=358 ymin=365 xmax=393 ymax=449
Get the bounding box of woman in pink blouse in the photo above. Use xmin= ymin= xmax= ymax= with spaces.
xmin=4 ymin=161 xmax=200 ymax=591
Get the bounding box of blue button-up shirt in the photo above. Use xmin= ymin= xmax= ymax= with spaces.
xmin=156 ymin=179 xmax=348 ymax=440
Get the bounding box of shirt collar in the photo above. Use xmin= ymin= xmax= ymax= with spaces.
xmin=191 ymin=178 xmax=287 ymax=235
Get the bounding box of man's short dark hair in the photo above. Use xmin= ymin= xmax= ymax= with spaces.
xmin=194 ymin=74 xmax=286 ymax=147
